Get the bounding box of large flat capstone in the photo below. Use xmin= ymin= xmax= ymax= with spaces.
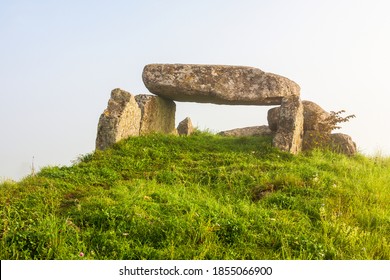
xmin=142 ymin=64 xmax=300 ymax=105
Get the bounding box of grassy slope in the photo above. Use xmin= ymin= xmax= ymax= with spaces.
xmin=1 ymin=132 xmax=390 ymax=260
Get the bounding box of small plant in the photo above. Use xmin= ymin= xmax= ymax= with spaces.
xmin=324 ymin=110 xmax=356 ymax=132
xmin=304 ymin=110 xmax=356 ymax=151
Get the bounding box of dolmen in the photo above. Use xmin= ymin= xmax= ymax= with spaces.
xmin=96 ymin=64 xmax=356 ymax=155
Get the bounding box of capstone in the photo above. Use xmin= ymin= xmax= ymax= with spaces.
xmin=142 ymin=64 xmax=300 ymax=105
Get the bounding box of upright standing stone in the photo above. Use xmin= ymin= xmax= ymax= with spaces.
xmin=268 ymin=100 xmax=330 ymax=132
xmin=143 ymin=64 xmax=300 ymax=105
xmin=269 ymin=99 xmax=356 ymax=155
xmin=272 ymin=96 xmax=304 ymax=154
xmin=96 ymin=88 xmax=141 ymax=150
xmin=268 ymin=100 xmax=333 ymax=151
xmin=135 ymin=95 xmax=176 ymax=135
xmin=177 ymin=117 xmax=194 ymax=136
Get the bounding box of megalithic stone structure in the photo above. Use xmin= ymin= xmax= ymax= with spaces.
xmin=96 ymin=64 xmax=357 ymax=155
xmin=95 ymin=64 xmax=355 ymax=154
xmin=142 ymin=63 xmax=304 ymax=154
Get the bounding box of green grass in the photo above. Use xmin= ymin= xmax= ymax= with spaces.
xmin=1 ymin=131 xmax=390 ymax=259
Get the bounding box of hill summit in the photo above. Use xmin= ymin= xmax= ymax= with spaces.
xmin=1 ymin=132 xmax=389 ymax=259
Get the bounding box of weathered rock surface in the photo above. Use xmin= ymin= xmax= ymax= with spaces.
xmin=302 ymin=101 xmax=330 ymax=131
xmin=218 ymin=125 xmax=273 ymax=137
xmin=135 ymin=95 xmax=176 ymax=135
xmin=272 ymin=96 xmax=304 ymax=154
xmin=268 ymin=100 xmax=330 ymax=132
xmin=302 ymin=132 xmax=357 ymax=155
xmin=96 ymin=88 xmax=141 ymax=150
xmin=330 ymin=133 xmax=357 ymax=155
xmin=267 ymin=106 xmax=280 ymax=132
xmin=177 ymin=117 xmax=194 ymax=136
xmin=142 ymin=64 xmax=300 ymax=105
xmin=302 ymin=130 xmax=329 ymax=151
xmin=256 ymin=100 xmax=357 ymax=155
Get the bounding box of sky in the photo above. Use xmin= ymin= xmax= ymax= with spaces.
xmin=1 ymin=0 xmax=390 ymax=180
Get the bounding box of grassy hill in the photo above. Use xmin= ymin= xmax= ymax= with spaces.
xmin=1 ymin=131 xmax=390 ymax=260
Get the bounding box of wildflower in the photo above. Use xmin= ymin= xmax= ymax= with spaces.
xmin=79 ymin=252 xmax=84 ymax=257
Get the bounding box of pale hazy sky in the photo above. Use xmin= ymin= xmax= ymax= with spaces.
xmin=1 ymin=0 xmax=390 ymax=180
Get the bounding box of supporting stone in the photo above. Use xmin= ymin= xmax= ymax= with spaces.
xmin=269 ymin=99 xmax=357 ymax=155
xmin=96 ymin=88 xmax=141 ymax=150
xmin=272 ymin=96 xmax=304 ymax=154
xmin=268 ymin=100 xmax=330 ymax=132
xmin=135 ymin=95 xmax=176 ymax=135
